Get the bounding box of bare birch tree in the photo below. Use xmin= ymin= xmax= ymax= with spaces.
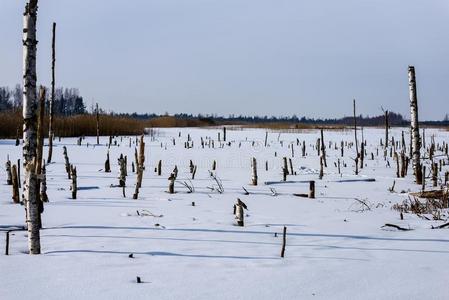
xmin=408 ymin=66 xmax=422 ymax=184
xmin=22 ymin=0 xmax=41 ymax=254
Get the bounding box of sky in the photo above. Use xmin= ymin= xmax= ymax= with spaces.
xmin=1 ymin=0 xmax=448 ymax=120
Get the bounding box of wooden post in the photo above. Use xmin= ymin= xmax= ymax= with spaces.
xmin=384 ymin=110 xmax=389 ymax=149
xmin=280 ymin=226 xmax=287 ymax=258
xmin=235 ymin=199 xmax=245 ymax=226
xmin=168 ymin=173 xmax=175 ymax=194
xmin=35 ymin=87 xmax=45 ymax=213
xmin=40 ymin=163 xmax=48 ymax=202
xmin=422 ymin=165 xmax=426 ymax=191
xmin=432 ymin=162 xmax=438 ymax=187
xmin=17 ymin=159 xmax=21 ymax=188
xmin=302 ymin=141 xmax=306 ymax=157
xmin=105 ymin=151 xmax=111 ymax=172
xmin=192 ymin=165 xmax=197 ymax=180
xmin=118 ymin=155 xmax=126 ymax=187
xmin=96 ymin=103 xmax=100 ymax=145
xmin=289 ymin=158 xmax=294 ymax=175
xmin=319 ymin=156 xmax=324 ymax=179
xmin=11 ymin=165 xmax=20 ymax=203
xmin=70 ymin=165 xmax=77 ymax=199
xmin=47 ymin=22 xmax=56 ymax=163
xmin=63 ymin=146 xmax=71 ymax=179
xmin=353 ymin=99 xmax=359 ymax=175
xmin=251 ymin=157 xmax=258 ymax=185
xmin=408 ymin=66 xmax=422 ymax=184
xmin=320 ymin=129 xmax=327 ymax=167
xmin=157 ymin=160 xmax=162 ymax=176
xmin=337 ymin=158 xmax=341 ymax=174
xmin=5 ymin=231 xmax=10 ymax=255
xmin=223 ymin=127 xmax=226 ymax=142
xmin=264 ymin=132 xmax=268 ymax=147
xmin=6 ymin=159 xmax=12 ymax=185
xmin=23 ymin=0 xmax=41 ymax=255
xmin=212 ymin=160 xmax=216 ymax=171
xmin=360 ymin=141 xmax=365 ymax=169
xmin=309 ymin=181 xmax=315 ymax=198
xmin=282 ymin=157 xmax=288 ymax=181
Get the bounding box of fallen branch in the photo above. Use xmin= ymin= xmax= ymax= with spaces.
xmin=431 ymin=222 xmax=449 ymax=229
xmin=381 ymin=223 xmax=411 ymax=231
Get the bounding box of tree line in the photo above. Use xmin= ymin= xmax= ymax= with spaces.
xmin=0 ymin=85 xmax=86 ymax=115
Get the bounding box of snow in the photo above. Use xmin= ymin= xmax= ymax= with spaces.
xmin=1 ymin=127 xmax=448 ymax=300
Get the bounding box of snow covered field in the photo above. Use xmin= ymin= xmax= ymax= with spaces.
xmin=1 ymin=127 xmax=448 ymax=300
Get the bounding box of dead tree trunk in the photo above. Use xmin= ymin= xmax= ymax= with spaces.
xmin=235 ymin=199 xmax=245 ymax=226
xmin=353 ymin=99 xmax=359 ymax=175
xmin=96 ymin=103 xmax=100 ymax=145
xmin=47 ymin=22 xmax=56 ymax=163
xmin=168 ymin=173 xmax=175 ymax=194
xmin=408 ymin=66 xmax=422 ymax=184
xmin=118 ymin=155 xmax=126 ymax=187
xmin=23 ymin=0 xmax=40 ymax=255
xmin=432 ymin=162 xmax=438 ymax=187
xmin=35 ymin=87 xmax=45 ymax=215
xmin=319 ymin=156 xmax=324 ymax=179
xmin=309 ymin=181 xmax=315 ymax=198
xmin=105 ymin=151 xmax=111 ymax=172
xmin=157 ymin=160 xmax=162 ymax=176
xmin=6 ymin=159 xmax=12 ymax=185
xmin=282 ymin=157 xmax=288 ymax=181
xmin=251 ymin=157 xmax=258 ymax=185
xmin=320 ymin=129 xmax=327 ymax=167
xmin=280 ymin=226 xmax=287 ymax=258
xmin=384 ymin=110 xmax=389 ymax=149
xmin=40 ymin=163 xmax=48 ymax=202
xmin=63 ymin=146 xmax=71 ymax=179
xmin=70 ymin=165 xmax=77 ymax=199
xmin=12 ymin=165 xmax=20 ymax=203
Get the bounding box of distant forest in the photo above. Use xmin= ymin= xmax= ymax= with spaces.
xmin=1 ymin=85 xmax=448 ymax=127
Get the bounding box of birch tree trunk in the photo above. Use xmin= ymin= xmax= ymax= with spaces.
xmin=251 ymin=157 xmax=258 ymax=185
xmin=25 ymin=163 xmax=40 ymax=254
xmin=408 ymin=66 xmax=422 ymax=184
xmin=47 ymin=22 xmax=56 ymax=163
xmin=23 ymin=0 xmax=41 ymax=255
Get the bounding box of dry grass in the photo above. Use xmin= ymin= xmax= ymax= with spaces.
xmin=0 ymin=113 xmax=215 ymax=138
xmin=0 ymin=111 xmax=22 ymax=139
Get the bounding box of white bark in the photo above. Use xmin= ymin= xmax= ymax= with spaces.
xmin=23 ymin=0 xmax=41 ymax=255
xmin=251 ymin=157 xmax=258 ymax=185
xmin=408 ymin=66 xmax=422 ymax=184
xmin=25 ymin=163 xmax=40 ymax=254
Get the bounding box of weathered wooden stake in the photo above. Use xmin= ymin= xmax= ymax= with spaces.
xmin=5 ymin=231 xmax=10 ymax=255
xmin=11 ymin=165 xmax=20 ymax=203
xmin=251 ymin=157 xmax=258 ymax=185
xmin=96 ymin=103 xmax=100 ymax=145
xmin=309 ymin=181 xmax=315 ymax=199
xmin=280 ymin=226 xmax=287 ymax=258
xmin=70 ymin=165 xmax=77 ymax=199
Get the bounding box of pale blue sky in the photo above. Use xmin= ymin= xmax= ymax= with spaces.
xmin=1 ymin=0 xmax=448 ymax=119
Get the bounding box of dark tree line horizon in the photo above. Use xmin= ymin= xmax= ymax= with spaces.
xmin=1 ymin=85 xmax=448 ymax=126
